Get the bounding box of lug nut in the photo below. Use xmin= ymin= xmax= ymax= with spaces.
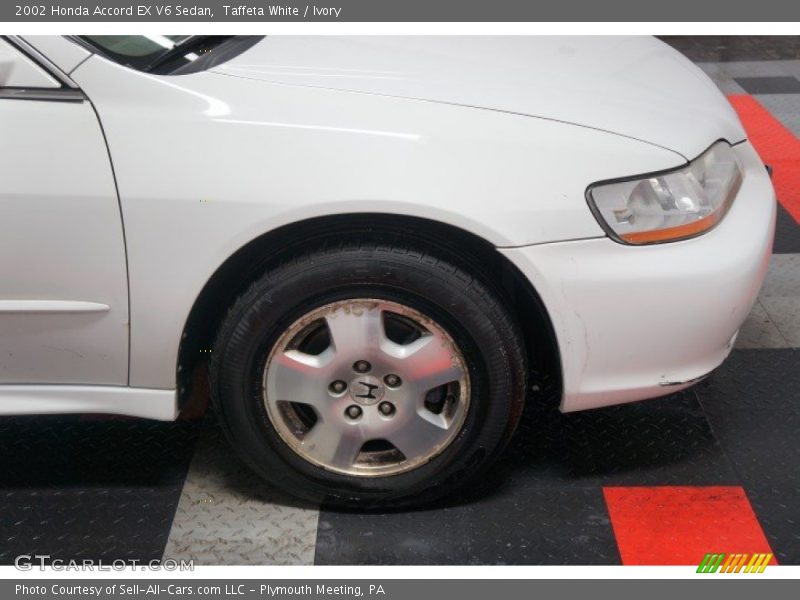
xmin=378 ymin=402 xmax=395 ymax=417
xmin=384 ymin=374 xmax=402 ymax=387
xmin=329 ymin=380 xmax=347 ymax=394
xmin=353 ymin=360 xmax=371 ymax=373
xmin=346 ymin=405 xmax=362 ymax=420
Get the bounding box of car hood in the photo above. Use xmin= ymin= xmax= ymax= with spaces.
xmin=210 ymin=36 xmax=745 ymax=160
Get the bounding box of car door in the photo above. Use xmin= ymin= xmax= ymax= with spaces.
xmin=0 ymin=37 xmax=128 ymax=385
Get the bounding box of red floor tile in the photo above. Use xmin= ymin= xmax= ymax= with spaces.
xmin=729 ymin=94 xmax=800 ymax=224
xmin=603 ymin=486 xmax=775 ymax=566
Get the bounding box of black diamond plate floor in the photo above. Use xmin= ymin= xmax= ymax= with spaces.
xmin=697 ymin=349 xmax=800 ymax=564
xmin=0 ymin=417 xmax=200 ymax=564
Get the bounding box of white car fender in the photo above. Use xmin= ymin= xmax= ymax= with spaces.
xmin=70 ymin=53 xmax=686 ymax=390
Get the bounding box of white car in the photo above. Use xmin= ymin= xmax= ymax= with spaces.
xmin=0 ymin=35 xmax=775 ymax=507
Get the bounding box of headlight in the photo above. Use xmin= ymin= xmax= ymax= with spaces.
xmin=588 ymin=141 xmax=743 ymax=245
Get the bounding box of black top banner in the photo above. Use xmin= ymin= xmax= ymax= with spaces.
xmin=4 ymin=0 xmax=800 ymax=22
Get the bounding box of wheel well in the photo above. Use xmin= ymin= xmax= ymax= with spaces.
xmin=177 ymin=214 xmax=562 ymax=409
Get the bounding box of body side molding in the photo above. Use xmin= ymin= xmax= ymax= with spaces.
xmin=0 ymin=385 xmax=177 ymax=420
xmin=0 ymin=300 xmax=110 ymax=313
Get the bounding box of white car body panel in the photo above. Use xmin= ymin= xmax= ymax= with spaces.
xmin=212 ymin=36 xmax=745 ymax=159
xmin=69 ymin=54 xmax=687 ymax=390
xmin=0 ymin=86 xmax=129 ymax=385
xmin=0 ymin=35 xmax=776 ymax=420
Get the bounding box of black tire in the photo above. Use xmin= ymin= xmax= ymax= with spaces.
xmin=209 ymin=240 xmax=527 ymax=508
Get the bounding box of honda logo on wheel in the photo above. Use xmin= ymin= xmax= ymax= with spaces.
xmin=356 ymin=381 xmax=380 ymax=400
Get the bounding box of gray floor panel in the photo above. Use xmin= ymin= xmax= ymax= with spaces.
xmin=757 ymin=254 xmax=800 ymax=348
xmin=697 ymin=60 xmax=797 ymax=80
xmin=735 ymin=299 xmax=789 ymax=350
xmin=736 ymin=76 xmax=800 ymax=95
xmin=163 ymin=416 xmax=319 ymax=565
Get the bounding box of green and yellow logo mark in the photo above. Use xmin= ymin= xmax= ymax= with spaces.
xmin=697 ymin=553 xmax=773 ymax=573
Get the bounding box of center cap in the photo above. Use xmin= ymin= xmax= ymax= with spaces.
xmin=349 ymin=375 xmax=384 ymax=405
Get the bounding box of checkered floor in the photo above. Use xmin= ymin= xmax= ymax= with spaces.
xmin=1 ymin=37 xmax=798 ymax=567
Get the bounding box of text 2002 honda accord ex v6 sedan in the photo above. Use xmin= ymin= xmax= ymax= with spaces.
xmin=0 ymin=35 xmax=775 ymax=507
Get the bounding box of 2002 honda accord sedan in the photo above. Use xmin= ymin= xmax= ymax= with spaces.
xmin=0 ymin=35 xmax=775 ymax=506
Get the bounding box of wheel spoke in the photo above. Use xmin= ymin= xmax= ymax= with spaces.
xmin=324 ymin=304 xmax=387 ymax=358
xmin=387 ymin=411 xmax=450 ymax=461
xmin=265 ymin=348 xmax=333 ymax=408
xmin=391 ymin=334 xmax=465 ymax=394
xmin=302 ymin=423 xmax=363 ymax=470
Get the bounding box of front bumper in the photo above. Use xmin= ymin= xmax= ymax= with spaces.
xmin=501 ymin=141 xmax=776 ymax=412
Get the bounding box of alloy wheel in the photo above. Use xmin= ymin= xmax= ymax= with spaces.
xmin=262 ymin=299 xmax=470 ymax=476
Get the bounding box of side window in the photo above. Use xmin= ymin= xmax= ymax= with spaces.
xmin=0 ymin=37 xmax=60 ymax=89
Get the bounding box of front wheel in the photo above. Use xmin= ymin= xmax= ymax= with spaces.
xmin=210 ymin=242 xmax=527 ymax=508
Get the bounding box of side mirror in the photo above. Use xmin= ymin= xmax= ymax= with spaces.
xmin=0 ymin=39 xmax=59 ymax=88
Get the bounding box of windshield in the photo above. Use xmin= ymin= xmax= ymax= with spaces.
xmin=77 ymin=35 xmax=261 ymax=75
xmin=80 ymin=35 xmax=192 ymax=71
